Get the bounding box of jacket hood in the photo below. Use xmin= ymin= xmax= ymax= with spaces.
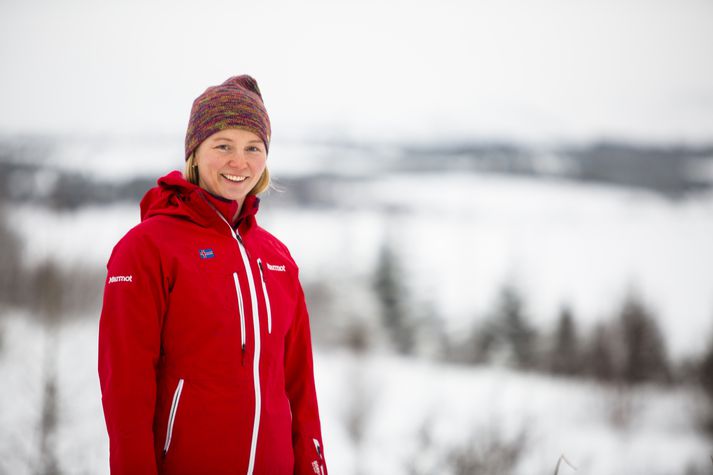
xmin=140 ymin=170 xmax=260 ymax=230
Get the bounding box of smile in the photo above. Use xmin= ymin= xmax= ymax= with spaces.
xmin=221 ymin=173 xmax=248 ymax=183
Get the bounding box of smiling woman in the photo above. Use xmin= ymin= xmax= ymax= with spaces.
xmin=98 ymin=75 xmax=328 ymax=475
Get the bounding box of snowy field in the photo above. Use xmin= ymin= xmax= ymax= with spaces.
xmin=0 ymin=314 xmax=710 ymax=475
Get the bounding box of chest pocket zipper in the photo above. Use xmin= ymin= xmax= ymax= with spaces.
xmin=257 ymin=259 xmax=272 ymax=334
xmin=233 ymin=272 xmax=247 ymax=364
xmin=163 ymin=378 xmax=185 ymax=456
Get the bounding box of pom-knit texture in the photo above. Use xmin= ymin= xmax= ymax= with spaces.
xmin=184 ymin=75 xmax=271 ymax=160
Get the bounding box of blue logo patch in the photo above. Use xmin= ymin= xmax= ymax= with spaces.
xmin=199 ymin=248 xmax=215 ymax=259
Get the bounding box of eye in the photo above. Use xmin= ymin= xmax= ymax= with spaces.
xmin=215 ymin=144 xmax=231 ymax=151
xmin=246 ymin=145 xmax=263 ymax=153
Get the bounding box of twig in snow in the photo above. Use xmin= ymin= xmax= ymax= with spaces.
xmin=554 ymin=454 xmax=578 ymax=475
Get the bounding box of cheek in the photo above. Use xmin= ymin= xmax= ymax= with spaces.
xmin=197 ymin=155 xmax=220 ymax=175
xmin=252 ymin=157 xmax=267 ymax=174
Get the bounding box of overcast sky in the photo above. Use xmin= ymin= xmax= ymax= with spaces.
xmin=1 ymin=0 xmax=712 ymax=144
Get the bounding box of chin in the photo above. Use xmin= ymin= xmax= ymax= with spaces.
xmin=222 ymin=190 xmax=250 ymax=201
xmin=219 ymin=193 xmax=242 ymax=201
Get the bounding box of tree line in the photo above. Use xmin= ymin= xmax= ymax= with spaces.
xmin=307 ymin=238 xmax=713 ymax=438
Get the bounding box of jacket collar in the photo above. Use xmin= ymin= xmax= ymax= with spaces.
xmin=140 ymin=170 xmax=260 ymax=233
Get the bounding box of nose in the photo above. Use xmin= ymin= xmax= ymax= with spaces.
xmin=227 ymin=150 xmax=247 ymax=168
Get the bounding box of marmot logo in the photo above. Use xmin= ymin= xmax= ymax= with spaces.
xmin=108 ymin=275 xmax=133 ymax=283
xmin=266 ymin=263 xmax=286 ymax=272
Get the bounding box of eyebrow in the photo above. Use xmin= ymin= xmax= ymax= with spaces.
xmin=211 ymin=136 xmax=263 ymax=145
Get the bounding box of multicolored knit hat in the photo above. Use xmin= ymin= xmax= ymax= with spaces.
xmin=184 ymin=75 xmax=271 ymax=160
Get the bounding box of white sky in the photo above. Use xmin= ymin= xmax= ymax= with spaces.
xmin=1 ymin=0 xmax=712 ymax=144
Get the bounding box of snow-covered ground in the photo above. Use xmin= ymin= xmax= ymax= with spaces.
xmin=317 ymin=351 xmax=710 ymax=475
xmin=0 ymin=313 xmax=709 ymax=475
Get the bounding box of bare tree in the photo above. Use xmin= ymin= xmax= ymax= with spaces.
xmin=342 ymin=354 xmax=375 ymax=475
xmin=31 ymin=259 xmax=65 ymax=475
xmin=405 ymin=419 xmax=528 ymax=475
xmin=446 ymin=431 xmax=527 ymax=475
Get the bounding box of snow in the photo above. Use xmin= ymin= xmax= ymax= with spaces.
xmin=49 ymin=137 xmax=182 ymax=181
xmin=12 ymin=204 xmax=139 ymax=269
xmin=318 ymin=351 xmax=710 ymax=474
xmin=0 ymin=315 xmax=708 ymax=474
xmin=9 ymin=170 xmax=713 ymax=360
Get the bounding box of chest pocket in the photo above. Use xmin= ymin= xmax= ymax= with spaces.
xmin=256 ymin=257 xmax=295 ymax=338
xmin=257 ymin=258 xmax=273 ymax=334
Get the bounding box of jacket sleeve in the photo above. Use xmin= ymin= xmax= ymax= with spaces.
xmin=98 ymin=229 xmax=167 ymax=475
xmin=284 ymin=279 xmax=328 ymax=475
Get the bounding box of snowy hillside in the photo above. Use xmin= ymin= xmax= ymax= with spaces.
xmin=10 ymin=169 xmax=713 ymax=358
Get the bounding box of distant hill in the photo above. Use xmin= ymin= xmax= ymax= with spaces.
xmin=1 ymin=136 xmax=711 ymax=209
xmin=392 ymin=140 xmax=713 ymax=197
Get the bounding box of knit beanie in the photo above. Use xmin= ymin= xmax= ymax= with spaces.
xmin=184 ymin=75 xmax=271 ymax=160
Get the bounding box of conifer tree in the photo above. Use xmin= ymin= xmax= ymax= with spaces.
xmin=698 ymin=329 xmax=713 ymax=433
xmin=550 ymin=305 xmax=581 ymax=376
xmin=618 ymin=294 xmax=670 ymax=384
xmin=584 ymin=323 xmax=617 ymax=382
xmin=374 ymin=239 xmax=413 ymax=354
xmin=489 ymin=284 xmax=537 ymax=369
xmin=701 ymin=334 xmax=713 ymax=401
xmin=0 ymin=206 xmax=22 ymax=305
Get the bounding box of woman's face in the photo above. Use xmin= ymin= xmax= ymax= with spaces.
xmin=194 ymin=128 xmax=267 ymax=205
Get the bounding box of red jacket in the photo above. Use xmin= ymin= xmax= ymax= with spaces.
xmin=98 ymin=171 xmax=327 ymax=475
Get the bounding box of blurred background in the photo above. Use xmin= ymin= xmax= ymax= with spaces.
xmin=1 ymin=0 xmax=713 ymax=473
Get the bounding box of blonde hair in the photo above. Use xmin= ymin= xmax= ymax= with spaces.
xmin=184 ymin=153 xmax=271 ymax=195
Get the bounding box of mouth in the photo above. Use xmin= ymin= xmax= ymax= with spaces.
xmin=221 ymin=173 xmax=248 ymax=183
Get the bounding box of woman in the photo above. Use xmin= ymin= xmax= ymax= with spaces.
xmin=98 ymin=75 xmax=328 ymax=475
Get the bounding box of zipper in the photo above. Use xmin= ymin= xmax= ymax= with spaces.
xmin=206 ymin=203 xmax=262 ymax=475
xmin=313 ymin=438 xmax=325 ymax=475
xmin=233 ymin=272 xmax=247 ymax=365
xmin=257 ymin=258 xmax=272 ymax=334
xmin=163 ymin=378 xmax=185 ymax=457
xmin=236 ymin=231 xmax=262 ymax=475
